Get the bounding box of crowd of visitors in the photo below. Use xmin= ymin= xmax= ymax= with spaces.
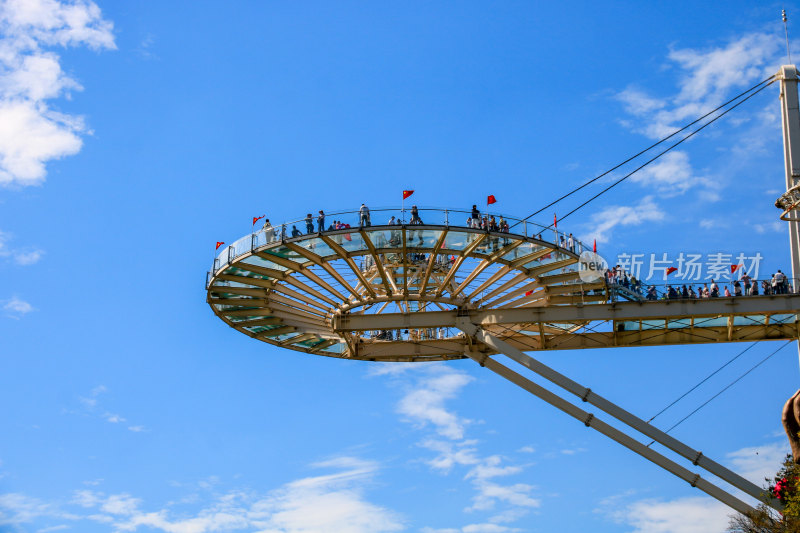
xmin=606 ymin=265 xmax=794 ymax=300
xmin=253 ymin=203 xmax=589 ymax=254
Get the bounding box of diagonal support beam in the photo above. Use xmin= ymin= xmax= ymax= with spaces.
xmin=435 ymin=234 xmax=487 ymax=297
xmin=452 ymin=241 xmax=524 ymax=298
xmin=360 ymin=231 xmax=395 ymax=296
xmin=248 ymin=253 xmax=348 ymax=302
xmin=455 ymin=318 xmax=776 ymax=514
xmin=320 ymin=235 xmax=377 ymax=298
xmin=419 ymin=230 xmax=449 ymax=295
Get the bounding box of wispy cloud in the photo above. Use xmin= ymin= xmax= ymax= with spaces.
xmin=3 ymin=296 xmax=33 ymax=317
xmin=627 ymin=151 xmax=713 ymax=197
xmin=617 ymin=33 xmax=780 ymax=140
xmin=383 ymin=365 xmax=540 ymax=529
xmin=0 ymin=0 xmax=115 ymax=187
xmin=73 ymin=385 xmax=145 ymax=432
xmin=3 ymin=456 xmax=405 ymax=533
xmin=396 ymin=366 xmax=474 ymax=440
xmin=587 ymin=195 xmax=665 ymax=244
xmin=726 ymin=441 xmax=788 ymax=483
xmin=604 ymin=496 xmax=731 ymax=533
xmin=0 ymin=229 xmax=44 ymax=265
xmin=610 ymin=31 xmax=784 ymax=215
xmin=596 ymin=441 xmax=788 ymax=532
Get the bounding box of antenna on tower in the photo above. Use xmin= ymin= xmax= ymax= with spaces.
xmin=784 ymin=9 xmax=793 ymax=64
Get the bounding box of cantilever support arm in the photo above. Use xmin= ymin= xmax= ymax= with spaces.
xmin=455 ymin=318 xmax=770 ymax=515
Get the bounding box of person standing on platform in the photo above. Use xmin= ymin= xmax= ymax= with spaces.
xmin=359 ymin=204 xmax=370 ymax=227
xmin=317 ymin=210 xmax=325 ymax=232
xmin=262 ymin=219 xmax=274 ymax=242
xmin=410 ymin=205 xmax=422 ymax=224
xmin=305 ymin=213 xmax=314 ymax=234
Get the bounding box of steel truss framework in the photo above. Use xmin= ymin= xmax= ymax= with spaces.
xmin=207 ymin=65 xmax=800 ymax=517
xmin=207 ymin=221 xmax=798 ymax=514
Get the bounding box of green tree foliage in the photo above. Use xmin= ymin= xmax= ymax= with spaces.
xmin=728 ymin=454 xmax=800 ymax=532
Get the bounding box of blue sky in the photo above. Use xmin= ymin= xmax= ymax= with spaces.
xmin=2 ymin=1 xmax=800 ymax=532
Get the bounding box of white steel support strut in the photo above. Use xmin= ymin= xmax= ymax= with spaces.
xmin=778 ymin=65 xmax=800 ymax=371
xmin=455 ymin=318 xmax=771 ymax=515
xmin=780 ymin=65 xmax=800 ymax=288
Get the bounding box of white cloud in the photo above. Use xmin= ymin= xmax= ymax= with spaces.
xmin=700 ymin=218 xmax=720 ymax=229
xmin=613 ymin=32 xmax=783 ymax=205
xmin=607 ymin=496 xmax=731 ymax=533
xmin=0 ymin=493 xmax=55 ymax=525
xmin=0 ymin=0 xmax=115 ymax=186
xmin=37 ymin=525 xmax=70 ymax=532
xmin=74 ymin=386 xmax=145 ymax=431
xmin=3 ymin=296 xmax=33 ymax=315
xmin=423 ymin=524 xmax=520 ymax=533
xmin=7 ymin=457 xmax=405 ymax=533
xmin=617 ymin=87 xmax=666 ymax=116
xmin=387 ymin=366 xmax=540 ymax=529
xmin=618 ymin=33 xmax=780 ymax=140
xmin=588 ymin=195 xmax=665 ymax=244
xmin=13 ymin=249 xmax=43 ymax=264
xmin=0 ymin=229 xmax=44 ymax=265
xmin=628 ymin=151 xmax=711 ymax=197
xmin=559 ymin=447 xmax=586 ymax=456
xmin=99 ymin=494 xmax=139 ymax=516
xmin=396 ymin=366 xmax=474 ymax=440
xmin=597 ymin=442 xmax=789 ymax=533
xmin=754 ymin=220 xmax=784 ymax=234
xmin=726 ymin=441 xmax=789 ymax=484
xmin=668 ymin=34 xmax=778 ymax=111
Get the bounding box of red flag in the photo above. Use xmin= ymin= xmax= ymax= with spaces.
xmin=216 ymin=241 xmax=225 ymax=250
xmin=666 ymin=267 xmax=678 ymax=275
xmin=487 ymin=194 xmax=497 ymax=205
xmin=403 ymin=190 xmax=414 ymax=199
xmin=593 ymin=239 xmax=597 ymax=253
xmin=553 ymin=213 xmax=558 ymax=228
xmin=253 ymin=215 xmax=265 ymax=225
xmin=730 ymin=264 xmax=740 ymax=274
xmin=525 ymin=290 xmax=534 ymax=297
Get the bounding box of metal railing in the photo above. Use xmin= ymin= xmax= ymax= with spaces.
xmin=608 ymin=277 xmax=800 ymax=302
xmin=210 ymin=206 xmax=590 ymax=277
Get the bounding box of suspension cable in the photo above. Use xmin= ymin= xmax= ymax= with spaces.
xmin=510 ymin=74 xmax=776 ymax=229
xmin=646 ymin=342 xmax=759 ymax=424
xmin=552 ymin=80 xmax=775 ymax=227
xmin=646 ymin=340 xmax=792 ymax=445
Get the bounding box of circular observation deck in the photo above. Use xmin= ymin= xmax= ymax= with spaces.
xmin=206 ymin=207 xmax=608 ymax=362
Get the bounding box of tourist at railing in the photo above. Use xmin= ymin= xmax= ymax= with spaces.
xmin=410 ymin=205 xmax=423 ymax=224
xmin=215 ymin=205 xmax=593 ymax=271
xmin=611 ymin=274 xmax=796 ymax=301
xmin=262 ymin=218 xmax=276 ymax=243
xmin=317 ymin=210 xmax=326 ymax=232
xmin=359 ymin=204 xmax=371 ymax=227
